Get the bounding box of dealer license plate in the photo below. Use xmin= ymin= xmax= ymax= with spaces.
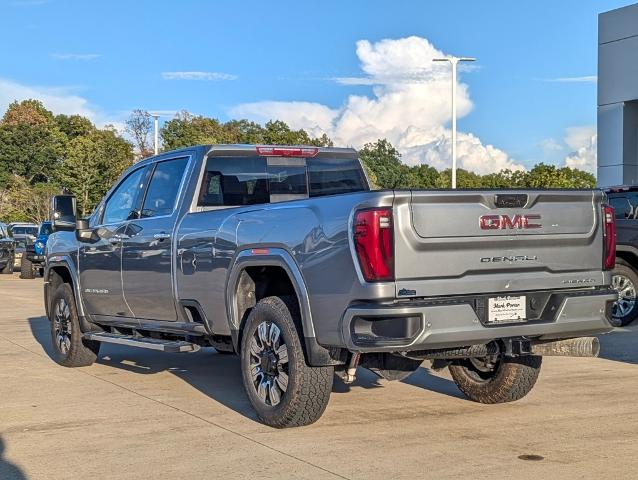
xmin=487 ymin=296 xmax=527 ymax=324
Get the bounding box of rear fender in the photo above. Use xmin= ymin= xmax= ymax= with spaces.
xmin=225 ymin=247 xmax=339 ymax=366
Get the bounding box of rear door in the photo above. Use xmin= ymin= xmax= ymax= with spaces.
xmin=393 ymin=190 xmax=606 ymax=298
xmin=121 ymin=157 xmax=189 ymax=321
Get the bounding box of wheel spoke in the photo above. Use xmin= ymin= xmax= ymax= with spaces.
xmin=276 ymin=344 xmax=288 ymax=365
xmin=257 ymin=378 xmax=268 ymax=402
xmin=269 ymin=323 xmax=281 ymax=347
xmin=268 ymin=382 xmax=281 ymax=406
xmin=258 ymin=322 xmax=269 ymax=346
xmin=276 ymin=371 xmax=289 ymax=392
xmin=250 ymin=337 xmax=262 ymax=359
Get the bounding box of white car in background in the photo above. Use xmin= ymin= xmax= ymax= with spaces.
xmin=8 ymin=223 xmax=38 ymax=269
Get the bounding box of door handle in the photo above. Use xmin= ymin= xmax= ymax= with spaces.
xmin=108 ymin=235 xmax=126 ymax=244
xmin=153 ymin=232 xmax=171 ymax=241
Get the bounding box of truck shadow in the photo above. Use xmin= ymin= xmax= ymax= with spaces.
xmin=28 ymin=315 xmax=465 ymax=422
xmin=0 ymin=437 xmax=27 ymax=480
xmin=597 ymin=323 xmax=638 ymax=365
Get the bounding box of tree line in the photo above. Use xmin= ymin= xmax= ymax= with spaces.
xmin=0 ymin=102 xmax=596 ymax=223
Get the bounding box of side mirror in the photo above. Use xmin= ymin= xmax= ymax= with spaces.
xmin=51 ymin=195 xmax=77 ymax=232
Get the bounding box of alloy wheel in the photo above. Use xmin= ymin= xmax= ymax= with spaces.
xmin=249 ymin=321 xmax=289 ymax=406
xmin=53 ymin=298 xmax=72 ymax=355
xmin=612 ymin=273 xmax=637 ymax=319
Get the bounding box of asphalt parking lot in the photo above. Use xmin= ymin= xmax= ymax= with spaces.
xmin=1 ymin=274 xmax=637 ymax=480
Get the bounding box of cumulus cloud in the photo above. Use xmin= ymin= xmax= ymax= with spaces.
xmin=564 ymin=125 xmax=597 ymax=173
xmin=539 ymin=138 xmax=563 ymax=153
xmin=231 ymin=36 xmax=523 ymax=174
xmin=0 ymin=78 xmax=122 ymax=131
xmin=162 ymin=71 xmax=237 ymax=81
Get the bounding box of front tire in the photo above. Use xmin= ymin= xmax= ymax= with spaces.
xmin=20 ymin=257 xmax=34 ymax=279
xmin=449 ymin=354 xmax=542 ymax=404
xmin=611 ymin=259 xmax=638 ymax=327
xmin=240 ymin=296 xmax=333 ymax=428
xmin=49 ymin=283 xmax=100 ymax=367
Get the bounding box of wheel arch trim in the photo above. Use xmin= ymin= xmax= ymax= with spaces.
xmin=225 ymin=247 xmax=338 ymax=366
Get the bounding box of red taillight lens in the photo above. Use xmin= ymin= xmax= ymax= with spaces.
xmin=603 ymin=205 xmax=616 ymax=270
xmin=353 ymin=208 xmax=394 ymax=282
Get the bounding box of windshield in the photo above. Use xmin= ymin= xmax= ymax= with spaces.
xmin=39 ymin=223 xmax=53 ymax=236
xmin=11 ymin=226 xmax=38 ymax=236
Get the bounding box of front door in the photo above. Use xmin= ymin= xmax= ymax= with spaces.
xmin=79 ymin=166 xmax=148 ymax=317
xmin=121 ymin=157 xmax=189 ymax=321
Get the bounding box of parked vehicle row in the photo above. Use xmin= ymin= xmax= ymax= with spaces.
xmin=43 ymin=144 xmax=618 ymax=428
xmin=0 ymin=222 xmax=51 ymax=278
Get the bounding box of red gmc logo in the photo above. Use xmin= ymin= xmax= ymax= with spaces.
xmin=479 ymin=214 xmax=542 ymax=230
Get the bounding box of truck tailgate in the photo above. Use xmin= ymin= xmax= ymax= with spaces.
xmin=393 ymin=190 xmax=607 ymax=298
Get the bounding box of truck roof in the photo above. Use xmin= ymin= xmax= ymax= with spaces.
xmin=136 ymin=144 xmax=359 ymax=166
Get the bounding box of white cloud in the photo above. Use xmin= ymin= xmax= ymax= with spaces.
xmin=564 ymin=126 xmax=597 ymax=173
xmin=51 ymin=53 xmax=101 ymax=61
xmin=231 ymin=36 xmax=523 ymax=174
xmin=545 ymin=75 xmax=597 ymax=83
xmin=0 ymin=78 xmax=123 ymax=132
xmin=539 ymin=138 xmax=563 ymax=153
xmin=162 ymin=71 xmax=237 ymax=81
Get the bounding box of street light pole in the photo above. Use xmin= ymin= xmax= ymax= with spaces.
xmin=433 ymin=56 xmax=476 ymax=189
xmin=151 ymin=113 xmax=160 ymax=155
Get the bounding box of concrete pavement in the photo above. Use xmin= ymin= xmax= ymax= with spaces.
xmin=1 ymin=273 xmax=637 ymax=479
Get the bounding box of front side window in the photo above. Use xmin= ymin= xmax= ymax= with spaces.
xmin=198 ymin=157 xmax=268 ymax=207
xmin=141 ymin=158 xmax=189 ymax=218
xmin=102 ymin=167 xmax=146 ymax=225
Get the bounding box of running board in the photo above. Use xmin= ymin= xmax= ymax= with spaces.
xmin=83 ymin=332 xmax=200 ymax=353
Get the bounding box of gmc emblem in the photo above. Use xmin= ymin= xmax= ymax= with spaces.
xmin=479 ymin=214 xmax=542 ymax=230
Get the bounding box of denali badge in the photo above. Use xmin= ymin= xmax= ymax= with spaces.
xmin=481 ymin=255 xmax=538 ymax=263
xmin=479 ymin=214 xmax=541 ymax=230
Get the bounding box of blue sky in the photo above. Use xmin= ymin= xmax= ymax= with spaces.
xmin=0 ymin=0 xmax=633 ymax=173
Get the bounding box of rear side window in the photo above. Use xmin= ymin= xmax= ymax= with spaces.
xmin=141 ymin=158 xmax=189 ymax=217
xmin=307 ymin=157 xmax=367 ymax=197
xmin=198 ymin=157 xmax=268 ymax=207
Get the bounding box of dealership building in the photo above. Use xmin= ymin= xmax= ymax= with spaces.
xmin=598 ymin=3 xmax=638 ymax=186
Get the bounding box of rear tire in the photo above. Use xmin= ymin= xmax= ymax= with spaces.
xmin=240 ymin=296 xmax=333 ymax=428
xmin=49 ymin=283 xmax=100 ymax=367
xmin=611 ymin=259 xmax=638 ymax=327
xmin=20 ymin=257 xmax=34 ymax=279
xmin=449 ymin=354 xmax=542 ymax=404
xmin=0 ymin=256 xmax=13 ymax=274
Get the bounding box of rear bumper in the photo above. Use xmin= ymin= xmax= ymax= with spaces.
xmin=339 ymin=289 xmax=617 ymax=352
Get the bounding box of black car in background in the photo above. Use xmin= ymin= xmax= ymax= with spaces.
xmin=606 ymin=186 xmax=638 ymax=326
xmin=0 ymin=223 xmax=15 ymax=274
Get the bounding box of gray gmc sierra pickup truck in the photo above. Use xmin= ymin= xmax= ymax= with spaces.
xmin=44 ymin=144 xmax=617 ymax=428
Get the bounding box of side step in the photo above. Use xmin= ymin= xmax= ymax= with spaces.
xmin=83 ymin=332 xmax=200 ymax=353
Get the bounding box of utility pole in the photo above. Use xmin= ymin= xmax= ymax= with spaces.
xmin=433 ymin=56 xmax=476 ymax=189
xmin=151 ymin=113 xmax=160 ymax=155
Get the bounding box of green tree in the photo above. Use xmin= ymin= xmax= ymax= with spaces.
xmin=55 ymin=129 xmax=133 ymax=216
xmin=0 ymin=122 xmax=66 ymax=184
xmin=0 ymin=175 xmax=59 ymax=223
xmin=55 ymin=114 xmax=95 ymax=139
xmin=359 ymin=139 xmax=404 ymax=188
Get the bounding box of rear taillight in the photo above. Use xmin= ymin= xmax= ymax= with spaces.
xmin=353 ymin=208 xmax=394 ymax=282
xmin=603 ymin=205 xmax=616 ymax=270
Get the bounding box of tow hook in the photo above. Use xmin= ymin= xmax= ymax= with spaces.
xmin=343 ymin=352 xmax=361 ymax=384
